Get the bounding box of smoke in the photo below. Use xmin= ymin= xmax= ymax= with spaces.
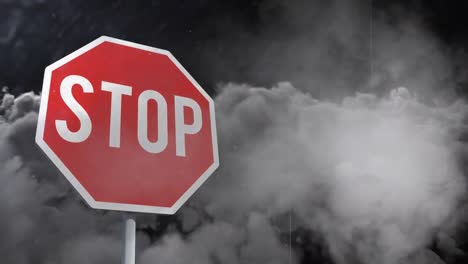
xmin=199 ymin=0 xmax=459 ymax=101
xmin=1 ymin=84 xmax=465 ymax=264
xmin=137 ymin=80 xmax=468 ymax=264
xmin=0 ymin=1 xmax=467 ymax=264
xmin=187 ymin=83 xmax=466 ymax=264
xmin=141 ymin=213 xmax=291 ymax=264
xmin=0 ymin=92 xmax=124 ymax=264
xmin=139 ymin=1 xmax=468 ymax=263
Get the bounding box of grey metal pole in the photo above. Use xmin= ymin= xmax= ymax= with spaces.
xmin=123 ymin=218 xmax=136 ymax=264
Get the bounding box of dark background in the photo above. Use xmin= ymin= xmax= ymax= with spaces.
xmin=2 ymin=1 xmax=468 ymax=264
xmin=2 ymin=0 xmax=468 ymax=96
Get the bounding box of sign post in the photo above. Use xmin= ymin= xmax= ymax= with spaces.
xmin=36 ymin=36 xmax=219 ymax=263
xmin=123 ymin=218 xmax=136 ymax=264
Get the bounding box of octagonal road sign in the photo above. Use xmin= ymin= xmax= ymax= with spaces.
xmin=35 ymin=36 xmax=219 ymax=214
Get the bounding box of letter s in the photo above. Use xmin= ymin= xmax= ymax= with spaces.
xmin=55 ymin=75 xmax=93 ymax=143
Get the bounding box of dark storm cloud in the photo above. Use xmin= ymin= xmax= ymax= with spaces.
xmin=141 ymin=213 xmax=291 ymax=264
xmin=141 ymin=1 xmax=468 ymax=263
xmin=203 ymin=0 xmax=459 ymax=102
xmin=155 ymin=83 xmax=465 ymax=264
xmin=0 ymin=94 xmax=117 ymax=264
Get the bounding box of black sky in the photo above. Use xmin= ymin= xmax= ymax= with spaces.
xmin=2 ymin=0 xmax=468 ymax=96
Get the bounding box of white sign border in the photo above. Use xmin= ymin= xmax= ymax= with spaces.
xmin=35 ymin=36 xmax=219 ymax=215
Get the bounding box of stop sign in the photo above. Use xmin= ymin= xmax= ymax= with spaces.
xmin=36 ymin=36 xmax=219 ymax=214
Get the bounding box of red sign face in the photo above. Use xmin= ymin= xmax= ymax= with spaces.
xmin=36 ymin=36 xmax=219 ymax=214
